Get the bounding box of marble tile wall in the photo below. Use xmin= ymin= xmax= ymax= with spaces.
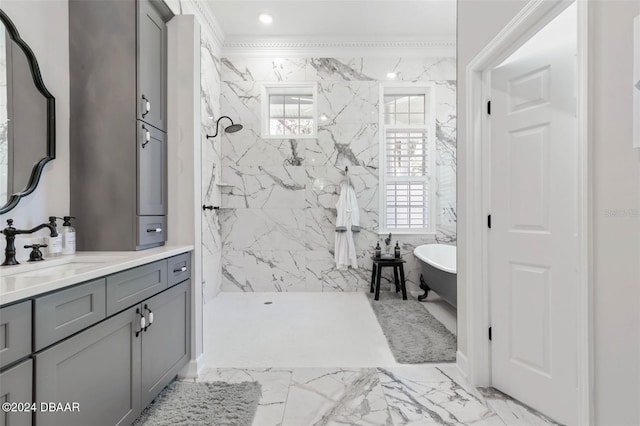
xmin=219 ymin=57 xmax=456 ymax=292
xmin=201 ymin=34 xmax=222 ymax=302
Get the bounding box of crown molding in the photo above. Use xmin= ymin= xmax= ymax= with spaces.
xmin=222 ymin=37 xmax=456 ymax=57
xmin=170 ymin=0 xmax=226 ymax=54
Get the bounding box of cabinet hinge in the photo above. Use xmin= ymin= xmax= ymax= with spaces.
xmin=487 ymin=214 xmax=492 ymax=229
xmin=487 ymin=100 xmax=491 ymax=115
xmin=489 ymin=326 xmax=492 ymax=341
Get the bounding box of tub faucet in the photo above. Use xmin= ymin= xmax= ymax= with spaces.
xmin=2 ymin=219 xmax=58 ymax=266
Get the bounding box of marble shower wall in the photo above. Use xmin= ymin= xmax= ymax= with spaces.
xmin=201 ymin=34 xmax=222 ymax=302
xmin=219 ymin=57 xmax=456 ymax=292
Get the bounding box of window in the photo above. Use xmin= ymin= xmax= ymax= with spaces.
xmin=261 ymin=83 xmax=317 ymax=139
xmin=379 ymin=84 xmax=436 ymax=233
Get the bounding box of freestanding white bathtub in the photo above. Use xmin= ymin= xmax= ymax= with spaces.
xmin=413 ymin=244 xmax=457 ymax=307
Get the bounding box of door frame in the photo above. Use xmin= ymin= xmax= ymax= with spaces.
xmin=462 ymin=0 xmax=592 ymax=424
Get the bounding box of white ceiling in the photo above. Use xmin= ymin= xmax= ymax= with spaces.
xmin=203 ymin=1 xmax=457 ymax=40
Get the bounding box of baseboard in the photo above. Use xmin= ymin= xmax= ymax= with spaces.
xmin=178 ymin=353 xmax=206 ymax=380
xmin=456 ymin=350 xmax=469 ymax=379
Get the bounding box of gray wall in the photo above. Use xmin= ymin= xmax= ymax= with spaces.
xmin=590 ymin=1 xmax=640 ymax=423
xmin=457 ymin=1 xmax=640 ymax=424
xmin=0 ymin=0 xmax=70 ymax=252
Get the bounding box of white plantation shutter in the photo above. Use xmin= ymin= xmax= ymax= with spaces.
xmin=380 ymin=84 xmax=436 ymax=233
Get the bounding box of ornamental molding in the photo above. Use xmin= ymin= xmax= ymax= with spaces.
xmin=222 ymin=37 xmax=456 ymax=57
xmin=185 ymin=0 xmax=226 ymax=52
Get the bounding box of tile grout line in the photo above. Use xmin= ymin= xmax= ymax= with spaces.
xmin=272 ymin=369 xmax=295 ymax=426
xmin=375 ymin=367 xmax=397 ymax=426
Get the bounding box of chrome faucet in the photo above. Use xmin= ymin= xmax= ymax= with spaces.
xmin=2 ymin=219 xmax=58 ymax=266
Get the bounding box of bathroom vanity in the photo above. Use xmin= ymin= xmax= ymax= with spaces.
xmin=0 ymin=246 xmax=192 ymax=426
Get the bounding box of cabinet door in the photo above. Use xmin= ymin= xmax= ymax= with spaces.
xmin=0 ymin=301 xmax=31 ymax=369
xmin=138 ymin=0 xmax=167 ymax=131
xmin=35 ymin=306 xmax=143 ymax=426
xmin=140 ymin=280 xmax=190 ymax=408
xmin=137 ymin=122 xmax=166 ymax=216
xmin=0 ymin=359 xmax=32 ymax=426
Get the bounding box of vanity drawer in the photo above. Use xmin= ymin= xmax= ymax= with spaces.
xmin=0 ymin=301 xmax=31 ymax=369
xmin=34 ymin=279 xmax=106 ymax=351
xmin=137 ymin=215 xmax=166 ymax=248
xmin=167 ymin=252 xmax=191 ymax=287
xmin=106 ymin=260 xmax=167 ymax=316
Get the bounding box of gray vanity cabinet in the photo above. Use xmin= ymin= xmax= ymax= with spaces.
xmin=69 ymin=0 xmax=172 ymax=251
xmin=33 ymin=256 xmax=191 ymax=426
xmin=35 ymin=305 xmax=142 ymax=426
xmin=138 ymin=0 xmax=168 ymax=132
xmin=141 ymin=280 xmax=190 ymax=408
xmin=0 ymin=359 xmax=32 ymax=426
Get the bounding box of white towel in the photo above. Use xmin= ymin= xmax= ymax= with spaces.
xmin=335 ymin=180 xmax=360 ymax=269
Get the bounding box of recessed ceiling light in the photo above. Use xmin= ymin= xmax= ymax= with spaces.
xmin=259 ymin=13 xmax=273 ymax=24
xmin=386 ymin=72 xmax=397 ymax=79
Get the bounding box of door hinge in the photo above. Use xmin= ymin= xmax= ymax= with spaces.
xmin=487 ymin=100 xmax=491 ymax=115
xmin=487 ymin=214 xmax=492 ymax=229
xmin=489 ymin=326 xmax=492 ymax=341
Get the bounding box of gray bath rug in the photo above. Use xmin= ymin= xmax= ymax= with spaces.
xmin=134 ymin=380 xmax=261 ymax=426
xmin=368 ymin=292 xmax=457 ymax=363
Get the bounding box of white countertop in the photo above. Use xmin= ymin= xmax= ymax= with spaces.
xmin=0 ymin=245 xmax=193 ymax=306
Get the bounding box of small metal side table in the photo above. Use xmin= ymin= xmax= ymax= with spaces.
xmin=370 ymin=257 xmax=407 ymax=301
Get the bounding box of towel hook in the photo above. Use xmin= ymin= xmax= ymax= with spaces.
xmin=341 ymin=166 xmax=352 ymax=187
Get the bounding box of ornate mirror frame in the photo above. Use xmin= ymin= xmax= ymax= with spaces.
xmin=0 ymin=9 xmax=56 ymax=214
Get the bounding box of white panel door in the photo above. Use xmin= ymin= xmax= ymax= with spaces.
xmin=489 ymin=21 xmax=578 ymax=425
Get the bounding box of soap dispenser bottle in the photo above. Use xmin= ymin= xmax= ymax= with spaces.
xmin=61 ymin=216 xmax=76 ymax=255
xmin=48 ymin=217 xmax=62 ymax=257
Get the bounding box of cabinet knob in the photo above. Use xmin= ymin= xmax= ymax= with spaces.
xmin=141 ymin=94 xmax=151 ymax=118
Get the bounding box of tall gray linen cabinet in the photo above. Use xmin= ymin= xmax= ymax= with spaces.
xmin=70 ymin=0 xmax=173 ymax=250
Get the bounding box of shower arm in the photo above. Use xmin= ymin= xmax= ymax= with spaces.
xmin=206 ymin=116 xmax=234 ymax=139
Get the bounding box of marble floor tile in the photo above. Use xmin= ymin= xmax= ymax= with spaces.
xmin=478 ymin=388 xmax=560 ymax=426
xmin=377 ymin=366 xmax=504 ymax=426
xmin=281 ymin=368 xmax=392 ymax=426
xmin=198 ymin=368 xmax=293 ymax=426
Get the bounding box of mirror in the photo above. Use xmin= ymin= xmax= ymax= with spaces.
xmin=0 ymin=9 xmax=55 ymax=214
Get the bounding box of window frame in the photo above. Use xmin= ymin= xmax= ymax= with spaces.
xmin=379 ymin=82 xmax=437 ymax=235
xmin=261 ymin=82 xmax=318 ymax=139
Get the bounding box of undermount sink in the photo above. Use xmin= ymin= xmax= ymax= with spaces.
xmin=15 ymin=262 xmax=102 ymax=278
xmin=0 ymin=254 xmax=127 ymax=278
